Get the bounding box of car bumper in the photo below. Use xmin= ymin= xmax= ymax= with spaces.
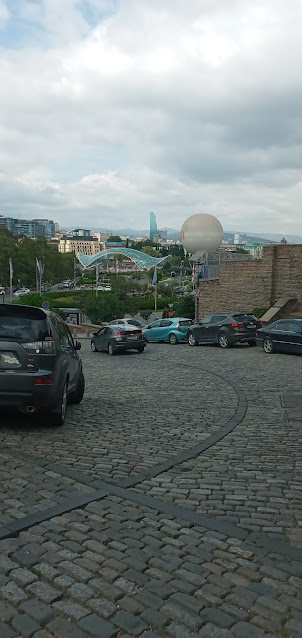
xmin=0 ymin=371 xmax=59 ymax=409
xmin=115 ymin=340 xmax=146 ymax=350
xmin=231 ymin=333 xmax=257 ymax=343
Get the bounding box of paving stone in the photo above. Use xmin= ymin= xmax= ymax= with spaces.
xmin=46 ymin=617 xmax=87 ymax=638
xmin=201 ymin=607 xmax=234 ymax=628
xmin=161 ymin=602 xmax=202 ymax=631
xmin=10 ymin=568 xmax=38 ymax=587
xmin=0 ymin=601 xmax=15 ymax=622
xmin=136 ymin=591 xmax=165 ymax=610
xmin=26 ymin=581 xmax=61 ymax=604
xmin=19 ymin=600 xmax=52 ymax=624
xmin=199 ymin=623 xmax=234 ymax=637
xmin=86 ymin=597 xmax=116 ymax=618
xmin=57 ymin=561 xmax=91 ymax=582
xmin=0 ymin=622 xmax=16 ymax=638
xmin=167 ymin=622 xmax=200 ymax=637
xmin=141 ymin=608 xmax=167 ymax=629
xmin=0 ymin=556 xmax=19 ymax=575
xmin=0 ymin=581 xmax=28 ymax=604
xmin=12 ymin=613 xmax=40 ymax=638
xmin=232 ymin=621 xmax=265 ymax=637
xmin=89 ymin=579 xmax=122 ymax=601
xmin=114 ymin=610 xmax=147 ymax=637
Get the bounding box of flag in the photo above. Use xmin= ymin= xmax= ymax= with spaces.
xmin=9 ymin=258 xmax=13 ymax=279
xmin=74 ymin=258 xmax=77 ymax=276
xmin=191 ymin=266 xmax=195 ymax=283
xmin=116 ymin=260 xmax=119 ymax=272
xmin=39 ymin=261 xmax=44 ymax=280
xmin=152 ymin=266 xmax=157 ymax=286
xmin=36 ymin=258 xmax=41 ymax=275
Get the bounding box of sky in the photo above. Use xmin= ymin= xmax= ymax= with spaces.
xmin=0 ymin=0 xmax=302 ymax=233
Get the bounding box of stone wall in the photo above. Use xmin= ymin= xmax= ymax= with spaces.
xmin=196 ymin=244 xmax=302 ymax=318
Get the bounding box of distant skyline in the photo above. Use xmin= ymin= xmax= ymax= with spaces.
xmin=0 ymin=1 xmax=302 ymax=234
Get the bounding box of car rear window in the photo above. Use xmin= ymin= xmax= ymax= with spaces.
xmin=0 ymin=307 xmax=50 ymax=342
xmin=232 ymin=314 xmax=257 ymax=322
xmin=127 ymin=320 xmax=142 ymax=326
xmin=179 ymin=320 xmax=191 ymax=326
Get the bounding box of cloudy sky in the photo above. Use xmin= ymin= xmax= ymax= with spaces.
xmin=0 ymin=0 xmax=301 ymax=233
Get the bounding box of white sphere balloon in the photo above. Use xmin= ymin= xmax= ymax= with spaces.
xmin=181 ymin=214 xmax=223 ymax=255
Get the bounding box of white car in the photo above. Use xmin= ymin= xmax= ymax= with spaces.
xmin=97 ymin=285 xmax=111 ymax=292
xmin=13 ymin=288 xmax=31 ymax=297
xmin=0 ymin=287 xmax=5 ymax=296
xmin=109 ymin=318 xmax=143 ymax=328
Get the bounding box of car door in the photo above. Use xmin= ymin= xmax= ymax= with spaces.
xmin=55 ymin=319 xmax=78 ymax=389
xmin=269 ymin=321 xmax=289 ymax=351
xmin=158 ymin=319 xmax=173 ymax=340
xmin=144 ymin=321 xmax=161 ymax=341
xmin=195 ymin=315 xmax=213 ymax=342
xmin=285 ymin=321 xmax=302 ymax=353
xmin=102 ymin=327 xmax=114 ymax=351
xmin=207 ymin=314 xmax=229 ymax=343
xmin=94 ymin=327 xmax=107 ymax=351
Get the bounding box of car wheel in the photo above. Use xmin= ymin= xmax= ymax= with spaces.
xmin=188 ymin=333 xmax=197 ymax=346
xmin=50 ymin=380 xmax=68 ymax=426
xmin=169 ymin=333 xmax=178 ymax=345
xmin=218 ymin=332 xmax=230 ymax=348
xmin=248 ymin=339 xmax=256 ymax=347
xmin=91 ymin=341 xmax=98 ymax=352
xmin=137 ymin=347 xmax=145 ymax=353
xmin=69 ymin=371 xmax=85 ymax=404
xmin=108 ymin=342 xmax=116 ymax=356
xmin=263 ymin=337 xmax=274 ymax=354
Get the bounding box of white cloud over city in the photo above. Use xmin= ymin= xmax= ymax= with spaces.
xmin=0 ymin=0 xmax=302 ymax=233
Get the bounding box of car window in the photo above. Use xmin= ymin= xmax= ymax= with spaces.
xmin=127 ymin=320 xmax=141 ymax=326
xmin=159 ymin=320 xmax=173 ymax=327
xmin=287 ymin=321 xmax=302 ymax=333
xmin=200 ymin=315 xmax=212 ymax=324
xmin=97 ymin=328 xmax=106 ymax=335
xmin=274 ymin=321 xmax=290 ymax=331
xmin=179 ymin=320 xmax=191 ymax=326
xmin=232 ymin=314 xmax=257 ymax=322
xmin=117 ymin=320 xmax=124 ymax=324
xmin=103 ymin=327 xmax=112 ymax=335
xmin=147 ymin=322 xmax=158 ymax=329
xmin=56 ymin=319 xmax=74 ymax=347
xmin=0 ymin=313 xmax=50 ymax=342
xmin=211 ymin=314 xmax=228 ymax=323
xmin=110 ymin=320 xmax=117 ymax=325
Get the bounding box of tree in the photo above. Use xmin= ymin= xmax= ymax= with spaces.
xmin=107 ymin=235 xmax=122 ymax=242
xmin=177 ymin=296 xmax=195 ymax=319
xmin=81 ymin=293 xmax=124 ymax=324
xmin=141 ymin=246 xmax=162 ymax=258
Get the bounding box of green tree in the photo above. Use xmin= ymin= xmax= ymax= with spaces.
xmin=81 ymin=293 xmax=124 ymax=324
xmin=107 ymin=235 xmax=122 ymax=242
xmin=141 ymin=246 xmax=162 ymax=258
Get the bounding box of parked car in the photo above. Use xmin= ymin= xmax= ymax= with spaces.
xmin=91 ymin=325 xmax=146 ymax=355
xmin=97 ymin=285 xmax=111 ymax=292
xmin=109 ymin=318 xmax=143 ymax=328
xmin=142 ymin=317 xmax=192 ymax=344
xmin=0 ymin=304 xmax=84 ymax=425
xmin=174 ymin=286 xmax=187 ymax=296
xmin=187 ymin=312 xmax=261 ymax=348
xmin=0 ymin=286 xmax=5 ymax=296
xmin=256 ymin=319 xmax=302 ymax=354
xmin=58 ymin=283 xmax=70 ymax=290
xmin=13 ymin=288 xmax=31 ymax=297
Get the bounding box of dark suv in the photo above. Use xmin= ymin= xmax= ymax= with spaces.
xmin=0 ymin=304 xmax=84 ymax=425
xmin=187 ymin=312 xmax=261 ymax=348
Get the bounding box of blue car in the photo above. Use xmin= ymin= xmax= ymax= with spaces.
xmin=142 ymin=317 xmax=192 ymax=344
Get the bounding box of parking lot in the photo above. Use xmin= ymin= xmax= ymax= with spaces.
xmin=0 ymin=341 xmax=302 ymax=637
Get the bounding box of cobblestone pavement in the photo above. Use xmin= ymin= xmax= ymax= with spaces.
xmin=0 ymin=341 xmax=301 ymax=637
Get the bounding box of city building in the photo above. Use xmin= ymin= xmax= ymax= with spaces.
xmin=58 ymin=234 xmax=102 ymax=256
xmin=159 ymin=229 xmax=168 ymax=240
xmin=92 ymin=232 xmax=111 ymax=242
xmin=104 ymin=241 xmax=125 ymax=249
xmin=0 ymin=216 xmax=56 ymax=239
xmin=234 ymin=232 xmax=240 ymax=245
xmin=150 ymin=212 xmax=158 ymax=241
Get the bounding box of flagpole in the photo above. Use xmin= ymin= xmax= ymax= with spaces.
xmin=155 ymin=283 xmax=157 ymax=312
xmin=9 ymin=259 xmax=13 ymax=302
xmin=96 ymin=266 xmax=98 ymax=297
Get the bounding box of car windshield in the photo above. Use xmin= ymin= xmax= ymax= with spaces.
xmin=0 ymin=308 xmax=50 ymax=342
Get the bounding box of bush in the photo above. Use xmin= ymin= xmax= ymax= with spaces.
xmin=252 ymin=307 xmax=269 ymax=318
xmin=82 ymin=293 xmax=124 ymax=324
xmin=176 ymin=296 xmax=195 ymax=319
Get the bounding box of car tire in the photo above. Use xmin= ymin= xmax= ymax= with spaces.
xmin=69 ymin=371 xmax=85 ymax=404
xmin=188 ymin=333 xmax=197 ymax=346
xmin=50 ymin=380 xmax=68 ymax=426
xmin=263 ymin=337 xmax=274 ymax=354
xmin=137 ymin=347 xmax=145 ymax=353
xmin=169 ymin=333 xmax=178 ymax=345
xmin=218 ymin=332 xmax=230 ymax=348
xmin=108 ymin=342 xmax=116 ymax=356
xmin=248 ymin=339 xmax=256 ymax=347
xmin=91 ymin=341 xmax=98 ymax=352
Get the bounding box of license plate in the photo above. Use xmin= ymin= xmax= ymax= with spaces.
xmin=127 ymin=335 xmax=138 ymax=340
xmin=0 ymin=352 xmax=21 ymax=368
xmin=247 ymin=324 xmax=255 ymax=328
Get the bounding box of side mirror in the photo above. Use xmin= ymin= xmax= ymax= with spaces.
xmin=75 ymin=341 xmax=81 ymax=351
xmin=93 ymin=332 xmax=98 ymax=336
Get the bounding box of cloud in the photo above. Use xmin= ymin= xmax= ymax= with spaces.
xmin=0 ymin=0 xmax=302 ymax=234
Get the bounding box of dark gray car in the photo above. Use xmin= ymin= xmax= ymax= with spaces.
xmin=187 ymin=312 xmax=261 ymax=348
xmin=0 ymin=304 xmax=84 ymax=425
xmin=91 ymin=325 xmax=146 ymax=355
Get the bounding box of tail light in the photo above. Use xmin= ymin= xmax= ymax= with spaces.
xmin=115 ymin=332 xmax=121 ymax=337
xmin=22 ymin=341 xmax=55 ymax=354
xmin=256 ymin=332 xmax=258 ymax=337
xmin=230 ymin=322 xmax=244 ymax=328
xmin=35 ymin=378 xmax=53 ymax=385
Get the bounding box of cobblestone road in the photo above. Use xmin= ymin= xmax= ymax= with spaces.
xmin=0 ymin=340 xmax=301 ymax=637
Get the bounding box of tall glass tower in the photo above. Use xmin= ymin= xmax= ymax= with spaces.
xmin=150 ymin=212 xmax=158 ymax=240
